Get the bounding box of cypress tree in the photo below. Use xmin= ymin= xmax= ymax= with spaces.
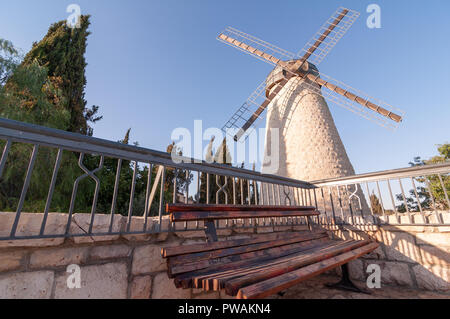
xmin=22 ymin=15 xmax=101 ymax=135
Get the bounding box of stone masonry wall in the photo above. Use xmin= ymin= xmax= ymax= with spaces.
xmin=325 ymin=224 xmax=450 ymax=293
xmin=0 ymin=213 xmax=310 ymax=299
xmin=0 ymin=212 xmax=448 ymax=298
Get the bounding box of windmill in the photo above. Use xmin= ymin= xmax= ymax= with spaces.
xmin=217 ymin=7 xmax=405 ymax=186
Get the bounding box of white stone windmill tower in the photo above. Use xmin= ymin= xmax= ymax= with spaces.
xmin=218 ymin=7 xmax=404 ymax=187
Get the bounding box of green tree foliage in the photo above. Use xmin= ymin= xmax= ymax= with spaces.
xmin=22 ymin=15 xmax=101 ymax=135
xmin=0 ymin=27 xmax=191 ymax=216
xmin=396 ymin=144 xmax=450 ymax=212
xmin=369 ymin=192 xmax=383 ymax=215
xmin=0 ymin=17 xmax=101 ymax=213
xmin=0 ymin=39 xmax=74 ymax=212
xmin=0 ymin=39 xmax=20 ymax=85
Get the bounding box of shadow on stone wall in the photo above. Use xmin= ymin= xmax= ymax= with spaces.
xmin=320 ymin=216 xmax=449 ymax=294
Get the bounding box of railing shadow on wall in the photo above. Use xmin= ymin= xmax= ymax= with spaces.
xmin=310 ymin=169 xmax=449 ymax=292
xmin=0 ymin=117 xmax=448 ymax=292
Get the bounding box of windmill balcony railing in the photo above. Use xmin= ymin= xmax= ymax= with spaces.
xmin=0 ymin=117 xmax=315 ymax=241
xmin=0 ymin=118 xmax=448 ymax=242
xmin=309 ymin=163 xmax=450 ymax=227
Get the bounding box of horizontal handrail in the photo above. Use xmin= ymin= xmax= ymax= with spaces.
xmin=0 ymin=117 xmax=314 ymax=189
xmin=312 ymin=162 xmax=450 ymax=187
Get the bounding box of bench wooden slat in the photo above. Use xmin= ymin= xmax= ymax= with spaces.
xmin=167 ymin=204 xmax=317 ymax=212
xmin=170 ymin=235 xmax=329 ymax=279
xmin=162 ymin=231 xmax=324 ymax=258
xmin=236 ymin=242 xmax=379 ymax=299
xmin=223 ymin=240 xmax=371 ymax=295
xmin=170 ymin=237 xmax=329 ymax=278
xmin=208 ymin=240 xmax=360 ymax=293
xmin=191 ymin=239 xmax=334 ymax=290
xmin=201 ymin=241 xmax=345 ymax=291
xmin=168 ymin=232 xmax=328 ymax=267
xmin=173 ymin=237 xmax=331 ymax=288
xmin=161 ymin=204 xmax=378 ymax=299
xmin=170 ymin=210 xmax=319 ymax=222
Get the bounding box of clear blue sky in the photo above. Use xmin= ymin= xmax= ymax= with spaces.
xmin=1 ymin=0 xmax=449 ymax=175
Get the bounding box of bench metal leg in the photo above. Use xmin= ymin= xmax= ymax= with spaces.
xmin=325 ymin=264 xmax=370 ymax=294
xmin=204 ymin=220 xmax=218 ymax=243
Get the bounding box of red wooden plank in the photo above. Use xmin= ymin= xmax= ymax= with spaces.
xmin=170 ymin=210 xmax=319 ymax=222
xmin=236 ymin=242 xmax=379 ymax=299
xmin=168 ymin=232 xmax=327 ymax=268
xmin=173 ymin=237 xmax=331 ymax=288
xmin=168 ymin=234 xmax=329 ymax=278
xmin=162 ymin=231 xmax=324 ymax=258
xmin=223 ymin=240 xmax=370 ymax=295
xmin=195 ymin=240 xmax=336 ymax=291
xmin=167 ymin=204 xmax=316 ymax=212
xmin=202 ymin=240 xmax=348 ymax=291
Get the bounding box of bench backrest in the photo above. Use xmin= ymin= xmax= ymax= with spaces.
xmin=166 ymin=204 xmax=319 ymax=243
xmin=166 ymin=204 xmax=320 ymax=222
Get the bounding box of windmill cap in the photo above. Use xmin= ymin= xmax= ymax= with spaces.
xmin=265 ymin=59 xmax=320 ymax=97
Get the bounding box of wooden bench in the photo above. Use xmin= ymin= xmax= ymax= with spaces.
xmin=161 ymin=204 xmax=379 ymax=299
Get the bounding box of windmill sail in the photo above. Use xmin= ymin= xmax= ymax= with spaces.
xmin=218 ymin=7 xmax=359 ymax=70
xmin=219 ymin=7 xmax=404 ymax=141
xmin=223 ymin=67 xmax=404 ymax=142
xmin=296 ymin=7 xmax=360 ymax=65
xmin=219 ymin=7 xmax=361 ymax=141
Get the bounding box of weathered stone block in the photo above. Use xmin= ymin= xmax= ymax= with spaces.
xmin=90 ymin=244 xmax=131 ymax=260
xmin=130 ymin=275 xmax=152 ymax=299
xmin=413 ymin=264 xmax=450 ymax=292
xmin=0 ymin=271 xmax=54 ymax=299
xmin=0 ymin=212 xmax=66 ymax=248
xmin=0 ymin=251 xmax=25 ymax=272
xmin=369 ymin=261 xmax=413 ymax=287
xmin=379 ymin=231 xmax=422 ymax=263
xmin=151 ymin=272 xmax=191 ymax=299
xmin=30 ymin=246 xmax=89 ymax=269
xmin=132 ymin=244 xmax=167 ymax=275
xmin=418 ymin=245 xmax=450 ymax=267
xmin=348 ymin=259 xmax=365 ymax=281
xmin=149 ymin=216 xmax=171 ymax=233
xmin=361 ymin=245 xmax=385 ymax=260
xmin=70 ymin=214 xmax=125 ymax=244
xmin=54 ymin=262 xmax=128 ymax=299
xmin=415 ymin=233 xmax=450 ymax=248
xmin=122 ymin=217 xmax=152 ymax=242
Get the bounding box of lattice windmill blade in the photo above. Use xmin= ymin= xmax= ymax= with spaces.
xmin=222 ymin=77 xmax=293 ymax=142
xmin=217 ymin=7 xmax=359 ymax=72
xmin=305 ymin=71 xmax=405 ymax=126
xmin=297 ymin=7 xmax=360 ymax=66
xmin=217 ymin=27 xmax=296 ymax=69
xmin=219 ymin=6 xmax=402 ymax=143
xmin=225 ymin=69 xmax=405 ymax=142
xmin=266 ymin=71 xmax=404 ymax=130
xmin=218 ymin=7 xmax=360 ymax=141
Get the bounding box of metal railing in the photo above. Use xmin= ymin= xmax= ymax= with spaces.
xmin=0 ymin=118 xmax=315 ymax=241
xmin=310 ymin=163 xmax=450 ymax=226
xmin=1 ymin=118 xmax=448 ymax=241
